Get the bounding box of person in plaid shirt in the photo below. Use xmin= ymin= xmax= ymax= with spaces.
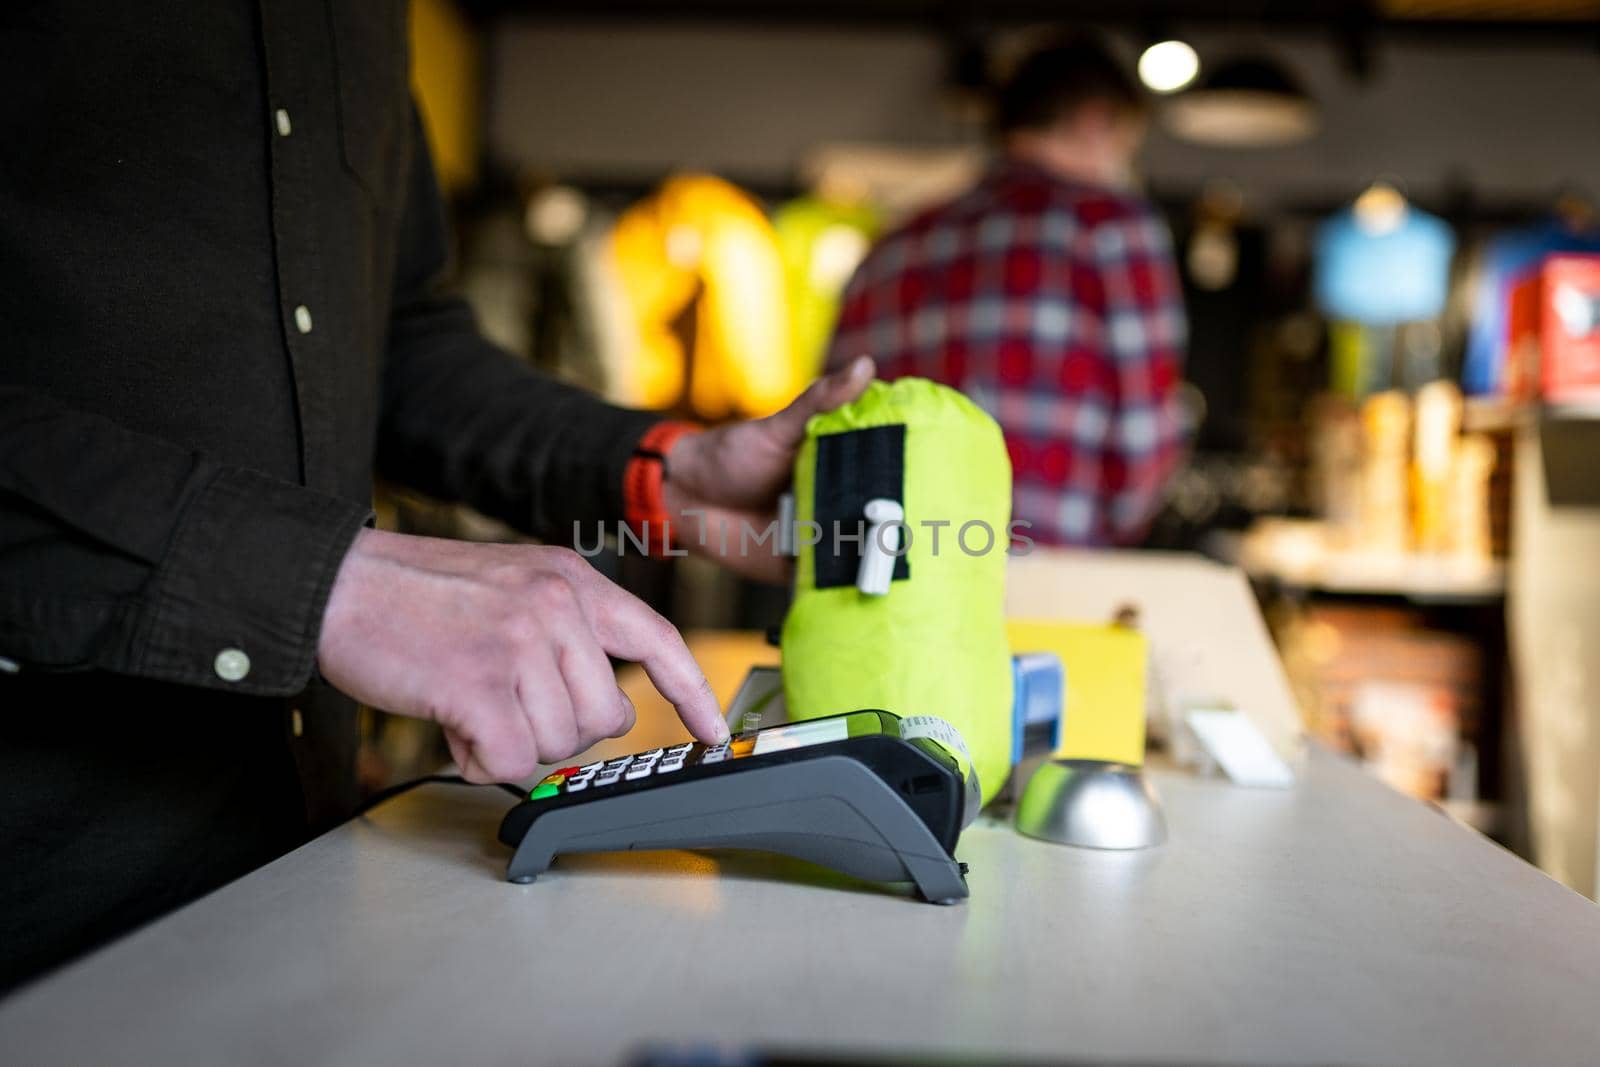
xmin=826 ymin=38 xmax=1188 ymax=547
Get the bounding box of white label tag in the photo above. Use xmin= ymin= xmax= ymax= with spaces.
xmin=899 ymin=715 xmax=982 ymax=826
xmin=1184 ymin=708 xmax=1296 ymax=789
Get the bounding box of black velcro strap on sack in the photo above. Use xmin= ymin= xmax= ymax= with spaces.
xmin=812 ymin=424 xmax=910 ymax=590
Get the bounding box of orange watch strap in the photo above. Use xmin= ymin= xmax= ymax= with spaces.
xmin=623 ymin=420 xmax=699 ymax=557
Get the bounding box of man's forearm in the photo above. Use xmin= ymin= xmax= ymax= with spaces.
xmin=376 ymin=102 xmax=661 ymax=543
xmin=0 ymin=385 xmax=370 ymax=691
xmin=375 ymin=307 xmax=662 ymax=542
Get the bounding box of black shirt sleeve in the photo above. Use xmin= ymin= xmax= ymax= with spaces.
xmin=0 ymin=387 xmax=370 ymax=693
xmin=376 ymin=106 xmax=661 ymax=541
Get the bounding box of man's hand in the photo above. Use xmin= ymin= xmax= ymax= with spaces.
xmin=664 ymin=356 xmax=875 ymax=581
xmin=317 ymin=529 xmax=726 ymax=783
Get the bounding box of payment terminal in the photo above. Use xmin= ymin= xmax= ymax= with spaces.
xmin=498 ymin=710 xmax=975 ymax=904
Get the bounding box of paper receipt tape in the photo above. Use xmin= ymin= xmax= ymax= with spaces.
xmin=726 ymin=671 xmax=982 ymax=826
xmin=900 ymin=714 xmax=982 ymax=828
xmin=781 ymin=378 xmax=1015 ymax=806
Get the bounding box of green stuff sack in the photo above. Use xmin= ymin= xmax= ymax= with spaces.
xmin=781 ymin=377 xmax=1013 ymax=804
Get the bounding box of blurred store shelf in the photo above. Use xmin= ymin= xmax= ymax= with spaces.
xmin=1235 ymin=518 xmax=1507 ymax=603
xmin=1463 ymin=394 xmax=1600 ymax=433
xmin=1461 ymin=396 xmax=1526 ymax=434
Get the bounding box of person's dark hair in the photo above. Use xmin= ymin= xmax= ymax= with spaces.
xmin=993 ymin=36 xmax=1146 ymax=136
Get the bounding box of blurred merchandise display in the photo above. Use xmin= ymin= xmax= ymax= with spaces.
xmin=1447 ymin=435 xmax=1498 ymax=562
xmin=1312 ymin=185 xmax=1455 ymax=399
xmin=1461 ymin=206 xmax=1600 ymax=396
xmin=772 ymin=194 xmax=880 ymax=382
xmin=1239 ymin=364 xmax=1510 ymax=830
xmin=1351 ymin=680 xmax=1462 ymax=801
xmin=609 ymin=174 xmax=800 ymax=420
xmin=1412 ymin=380 xmax=1467 ymax=555
xmin=1505 ymin=252 xmax=1600 ymax=405
xmin=1250 ymin=380 xmax=1500 ymax=578
xmin=1356 ymin=391 xmax=1412 ymax=555
xmin=1239 ymin=518 xmax=1507 ymax=602
xmin=1307 ymin=393 xmax=1362 ymax=531
xmin=1278 ymin=603 xmax=1485 ymax=806
xmin=1325 ymin=302 xmax=1449 ymax=398
xmin=1315 ymin=184 xmax=1455 ymax=329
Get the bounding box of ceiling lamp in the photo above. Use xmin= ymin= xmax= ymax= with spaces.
xmin=1138 ymin=40 xmax=1200 ymax=94
xmin=1163 ymin=56 xmax=1318 ymax=147
xmin=1352 ymin=181 xmax=1408 ymax=236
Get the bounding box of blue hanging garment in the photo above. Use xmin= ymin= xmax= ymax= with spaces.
xmin=1314 ymin=203 xmax=1455 ymax=326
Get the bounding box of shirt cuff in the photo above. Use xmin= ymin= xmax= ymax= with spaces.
xmin=133 ymin=467 xmax=372 ymax=695
xmin=591 ymin=409 xmax=672 ymax=527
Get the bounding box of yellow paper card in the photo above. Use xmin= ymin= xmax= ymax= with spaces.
xmin=1006 ymin=620 xmax=1147 ymax=767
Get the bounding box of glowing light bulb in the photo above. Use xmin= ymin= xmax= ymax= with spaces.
xmin=1138 ymin=40 xmax=1200 ymax=94
xmin=1353 ymin=182 xmax=1407 ymax=236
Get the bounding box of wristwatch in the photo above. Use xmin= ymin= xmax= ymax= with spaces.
xmin=623 ymin=420 xmax=699 ymax=558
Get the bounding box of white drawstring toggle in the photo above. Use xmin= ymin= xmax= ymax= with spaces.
xmin=856 ymin=497 xmax=904 ymax=596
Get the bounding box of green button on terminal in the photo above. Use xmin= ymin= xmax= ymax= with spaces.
xmin=529 ymin=782 xmax=561 ymax=800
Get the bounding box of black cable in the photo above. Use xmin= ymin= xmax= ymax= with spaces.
xmin=355 ymin=773 xmax=526 ymax=817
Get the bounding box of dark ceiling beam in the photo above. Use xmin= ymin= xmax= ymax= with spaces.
xmin=458 ymin=0 xmax=1600 ymax=45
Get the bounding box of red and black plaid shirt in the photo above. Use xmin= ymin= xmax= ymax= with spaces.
xmin=826 ymin=161 xmax=1188 ymax=547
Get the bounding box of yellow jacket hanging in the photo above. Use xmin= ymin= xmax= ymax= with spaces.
xmin=608 ymin=174 xmax=799 ymax=420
